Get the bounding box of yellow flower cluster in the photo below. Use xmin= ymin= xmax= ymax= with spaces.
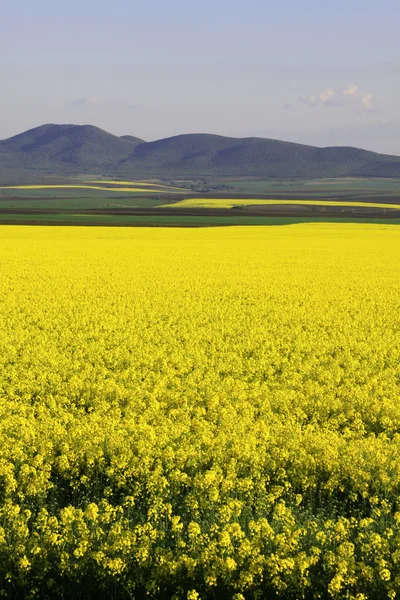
xmin=1 ymin=224 xmax=400 ymax=599
xmin=163 ymin=197 xmax=400 ymax=210
xmin=0 ymin=184 xmax=176 ymax=193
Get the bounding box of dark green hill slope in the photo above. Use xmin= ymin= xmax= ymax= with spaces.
xmin=1 ymin=124 xmax=400 ymax=179
xmin=120 ymin=135 xmax=145 ymax=145
xmin=120 ymin=134 xmax=400 ymax=178
xmin=0 ymin=124 xmax=140 ymax=175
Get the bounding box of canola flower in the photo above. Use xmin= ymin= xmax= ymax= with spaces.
xmin=0 ymin=184 xmax=179 ymax=193
xmin=164 ymin=197 xmax=400 ymax=210
xmin=1 ymin=224 xmax=400 ymax=598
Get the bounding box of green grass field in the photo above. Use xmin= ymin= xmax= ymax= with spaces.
xmin=0 ymin=196 xmax=166 ymax=210
xmin=1 ymin=213 xmax=400 ymax=227
xmin=0 ymin=188 xmax=163 ymax=198
xmin=1 ymin=178 xmax=400 ymax=227
xmin=227 ymin=178 xmax=400 ymax=198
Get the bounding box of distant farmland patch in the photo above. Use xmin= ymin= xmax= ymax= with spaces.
xmin=164 ymin=197 xmax=400 ymax=210
xmin=0 ymin=182 xmax=188 ymax=194
xmin=84 ymin=180 xmax=191 ymax=191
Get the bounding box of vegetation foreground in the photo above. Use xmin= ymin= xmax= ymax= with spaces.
xmin=2 ymin=224 xmax=400 ymax=599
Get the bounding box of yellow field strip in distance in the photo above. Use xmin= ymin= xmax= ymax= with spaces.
xmin=162 ymin=198 xmax=400 ymax=210
xmin=0 ymin=185 xmax=176 ymax=193
xmin=85 ymin=180 xmax=190 ymax=191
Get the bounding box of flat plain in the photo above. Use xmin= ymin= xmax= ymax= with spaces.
xmin=2 ymin=178 xmax=400 ymax=226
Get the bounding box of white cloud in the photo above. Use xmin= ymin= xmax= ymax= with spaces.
xmin=342 ymin=84 xmax=359 ymax=97
xmin=319 ymin=88 xmax=335 ymax=103
xmin=361 ymin=93 xmax=373 ymax=108
xmin=299 ymin=88 xmax=339 ymax=107
xmin=69 ymin=97 xmax=99 ymax=107
xmin=299 ymin=85 xmax=376 ymax=111
xmin=299 ymin=95 xmax=318 ymax=107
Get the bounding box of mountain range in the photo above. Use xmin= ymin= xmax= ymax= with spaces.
xmin=1 ymin=123 xmax=400 ymax=181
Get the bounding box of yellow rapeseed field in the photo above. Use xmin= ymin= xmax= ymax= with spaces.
xmin=164 ymin=197 xmax=400 ymax=210
xmin=0 ymin=184 xmax=178 ymax=193
xmin=1 ymin=224 xmax=400 ymax=599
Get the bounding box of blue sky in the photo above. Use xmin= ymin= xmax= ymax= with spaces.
xmin=2 ymin=0 xmax=400 ymax=153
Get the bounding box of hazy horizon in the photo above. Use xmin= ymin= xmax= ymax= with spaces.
xmin=3 ymin=0 xmax=400 ymax=154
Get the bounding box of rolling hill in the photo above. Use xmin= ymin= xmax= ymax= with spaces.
xmin=1 ymin=124 xmax=400 ymax=180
